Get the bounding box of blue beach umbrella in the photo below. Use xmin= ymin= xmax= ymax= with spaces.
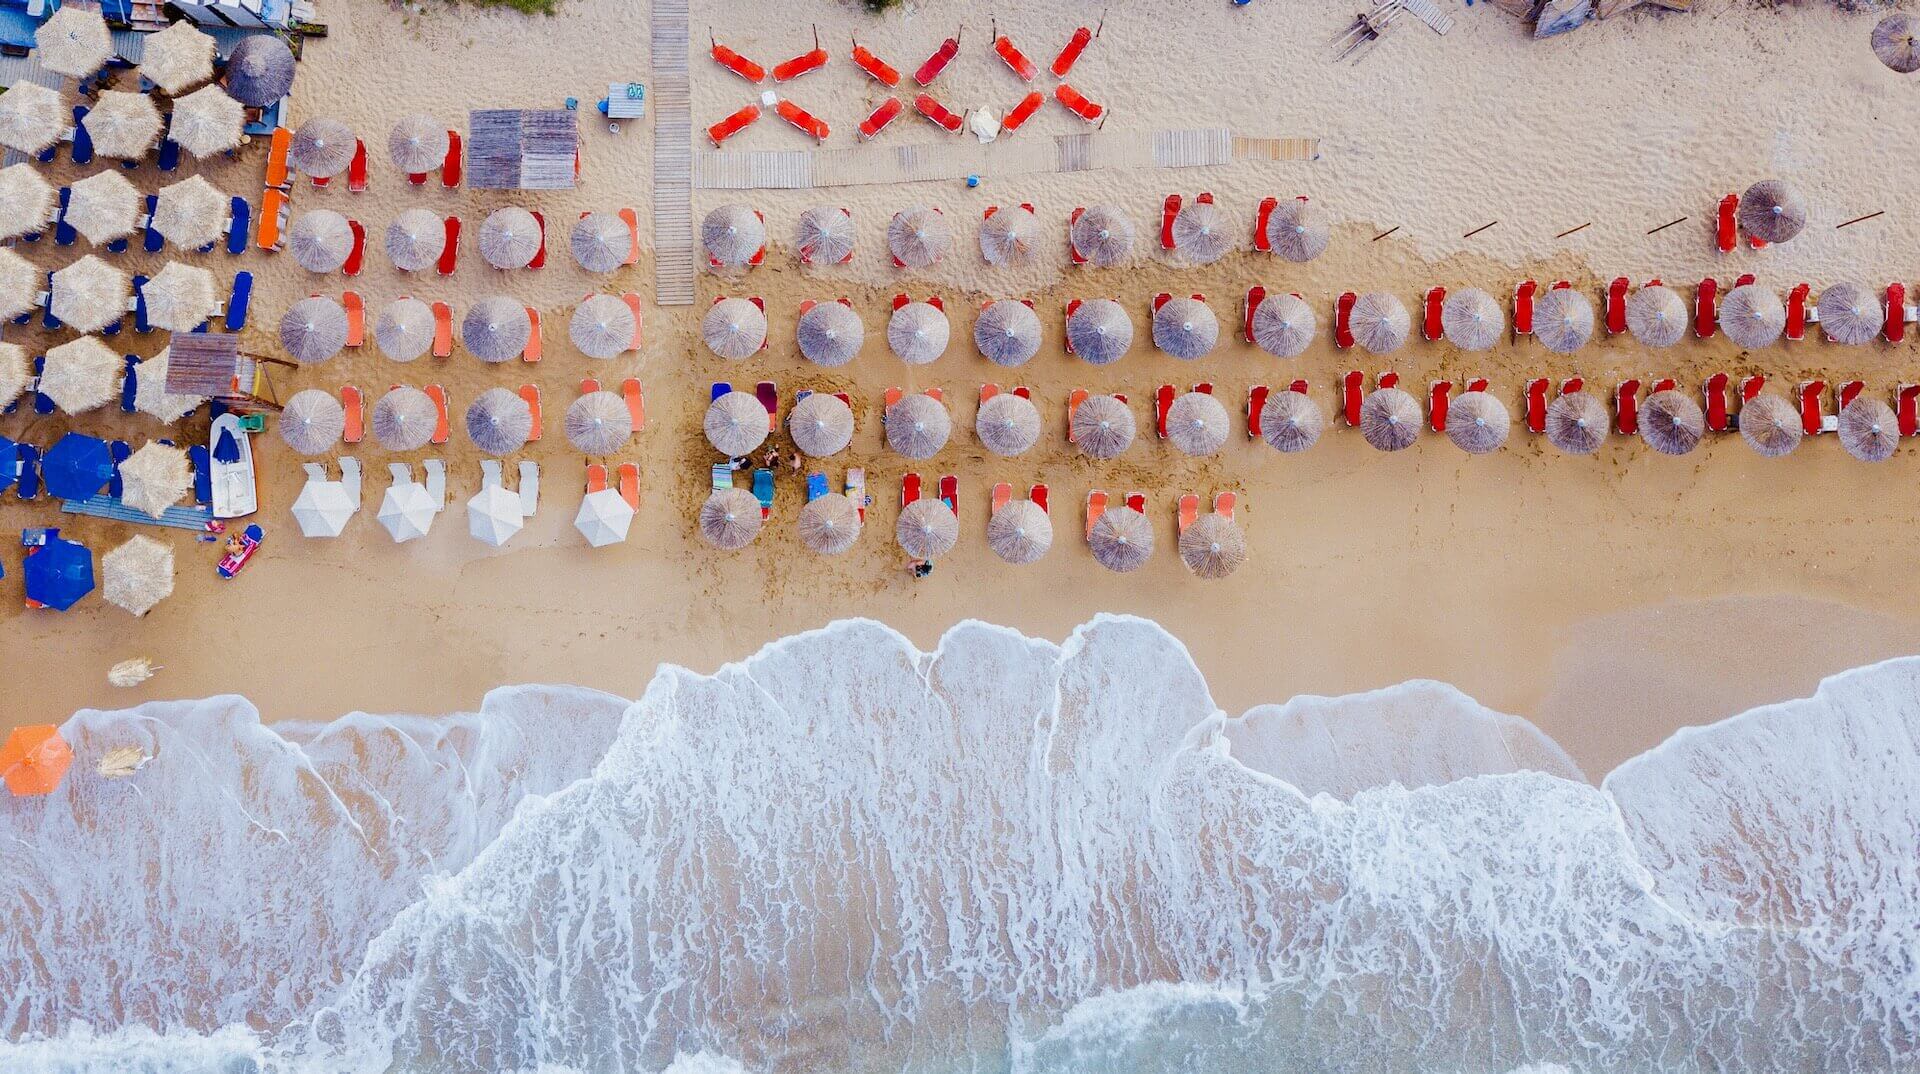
xmin=212 ymin=424 xmax=240 ymax=464
xmin=24 ymin=536 xmax=93 ymax=610
xmin=0 ymin=436 xmax=15 ymax=493
xmin=41 ymin=432 xmax=113 ymax=500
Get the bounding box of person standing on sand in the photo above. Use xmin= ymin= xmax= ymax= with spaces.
xmin=761 ymin=447 xmax=780 ymax=471
xmin=906 ymin=557 xmax=934 ymax=579
xmin=787 ymin=453 xmax=803 ymax=473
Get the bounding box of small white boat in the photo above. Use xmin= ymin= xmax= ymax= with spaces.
xmin=209 ymin=413 xmax=258 ymax=519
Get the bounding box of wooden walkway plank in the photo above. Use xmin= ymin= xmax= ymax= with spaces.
xmin=650 ymin=0 xmax=695 ymax=305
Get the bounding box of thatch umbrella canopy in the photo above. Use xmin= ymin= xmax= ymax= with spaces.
xmin=141 ymin=261 xmax=218 ymax=333
xmin=0 ymin=163 xmax=56 ymax=240
xmin=979 ymin=204 xmax=1038 ymax=266
xmin=1738 ymin=179 xmax=1807 ymax=245
xmin=1263 ymin=199 xmax=1329 ymax=263
xmin=973 ymin=299 xmax=1041 ymax=366
xmin=289 ymin=117 xmax=356 ymax=178
xmin=705 ymin=390 xmax=769 ymax=456
xmin=141 ymin=21 xmax=217 ymax=95
xmin=1072 ymin=393 xmax=1135 ymax=459
xmin=1350 ymin=291 xmax=1410 ymax=354
xmin=1360 ymin=386 xmax=1420 ymax=452
xmin=570 ymin=294 xmax=636 ymax=359
xmin=702 ymin=203 xmax=764 ymax=267
xmin=1873 ymin=13 xmax=1920 ymax=72
xmin=1250 ymin=291 xmax=1315 ymax=358
xmin=1545 ymin=391 xmax=1608 ymax=456
xmin=465 ymin=387 xmax=533 ymax=456
xmin=462 ymin=296 xmax=532 ymax=362
xmin=887 ymin=205 xmax=951 ymax=269
xmin=1719 ymin=284 xmax=1785 ymax=349
xmin=169 ymin=85 xmax=244 ymax=158
xmin=1070 ymin=203 xmax=1134 ymax=267
xmin=884 ymin=392 xmax=950 ymax=459
xmin=388 ymin=113 xmax=448 ymax=172
xmin=384 ymin=208 xmax=445 ymax=271
xmin=36 ymin=5 xmax=110 ymax=78
xmin=1738 ymin=392 xmax=1801 ymax=458
xmin=702 ymin=297 xmax=766 ymax=359
xmin=1066 ymin=298 xmax=1133 ymax=365
xmin=278 ymin=295 xmax=348 ymax=363
xmin=1626 ymin=284 xmax=1687 ymax=348
xmin=796 ymin=300 xmax=863 ymax=366
xmin=571 ymin=211 xmax=630 ymax=272
xmin=102 ymin=535 xmax=172 ymax=617
xmin=1840 ymin=397 xmax=1899 ymax=462
xmin=896 ymin=499 xmax=958 ymax=559
xmin=566 ymin=390 xmax=632 ymax=454
xmin=1179 ymin=513 xmax=1247 ymax=579
xmin=798 ymin=493 xmax=861 ymax=555
xmin=1262 ymin=390 xmax=1325 ymax=453
xmin=479 ymin=206 xmax=541 ymax=270
xmin=376 ymin=298 xmax=435 ymax=362
xmin=797 ymin=205 xmax=855 ymax=265
xmin=116 ymin=442 xmax=190 ymax=518
xmin=131 ymin=349 xmax=205 ymax=422
xmin=66 ymin=170 xmax=140 ymax=246
xmin=50 ymin=255 xmax=128 ymax=333
xmin=0 ymin=342 xmax=25 ymax=408
xmin=887 ymin=300 xmax=949 ymax=364
xmin=1171 ymin=199 xmax=1231 ymax=264
xmin=279 ymin=388 xmax=345 ymax=455
xmin=1446 ymin=390 xmax=1509 ymax=455
xmin=151 ymin=174 xmax=228 ymax=249
xmin=83 ymin=91 xmax=162 ymax=160
xmin=224 ymin=34 xmax=295 ymax=107
xmin=1817 ymin=282 xmax=1878 ymax=345
xmin=1441 ymin=287 xmax=1503 ymax=351
xmin=976 ymin=392 xmax=1041 ymax=457
xmin=987 ymin=499 xmax=1051 ymax=564
xmin=788 ymin=392 xmax=854 ymax=457
xmin=1639 ymin=389 xmax=1704 ymax=456
xmin=372 ymin=386 xmax=438 ymax=452
xmin=1167 ymin=391 xmax=1230 ymax=456
xmin=1532 ymin=287 xmax=1594 ymax=353
xmin=290 ymin=209 xmax=354 ymax=273
xmin=698 ymin=487 xmax=764 ymax=549
xmin=0 ymin=82 xmax=65 ymax=154
xmin=1152 ymin=296 xmax=1219 ymax=359
xmin=0 ymin=246 xmax=38 ymax=320
xmin=1089 ymin=506 xmax=1153 ymax=573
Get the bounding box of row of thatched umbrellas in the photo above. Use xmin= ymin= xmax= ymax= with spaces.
xmin=277 ymin=206 xmax=635 ymax=275
xmin=0 ymin=248 xmax=224 ymax=334
xmin=270 ymin=292 xmax=636 ymax=367
xmin=0 ymin=165 xmax=234 ymax=251
xmin=274 ymin=382 xmax=638 ymax=459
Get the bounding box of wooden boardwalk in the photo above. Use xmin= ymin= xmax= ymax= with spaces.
xmin=649 ymin=0 xmax=695 ymax=305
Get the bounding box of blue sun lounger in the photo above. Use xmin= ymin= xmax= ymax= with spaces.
xmin=119 ymin=355 xmax=138 ymax=412
xmin=52 ymin=189 xmax=75 ymax=247
xmin=14 ymin=444 xmax=38 ymax=500
xmin=68 ymin=107 xmax=93 ymax=166
xmin=224 ymin=271 xmax=253 ymax=331
xmin=141 ymin=194 xmax=164 ymax=253
xmin=805 ymin=472 xmax=828 ymax=502
xmin=225 ymin=197 xmax=250 ymax=255
xmin=752 ymin=467 xmax=774 ymax=518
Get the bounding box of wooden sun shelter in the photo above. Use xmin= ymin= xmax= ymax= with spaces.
xmin=164 ymin=332 xmax=294 ymax=412
xmin=467 ymin=109 xmax=579 ymax=190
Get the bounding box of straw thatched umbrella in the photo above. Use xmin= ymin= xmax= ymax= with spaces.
xmin=66 ymin=169 xmax=140 ymax=246
xmin=376 ymin=298 xmax=434 ymax=362
xmin=1441 ymin=288 xmax=1503 ymax=351
xmin=290 ymin=209 xmax=354 ymax=273
xmin=1817 ymin=282 xmax=1878 ymax=345
xmin=888 ymin=206 xmax=951 ymax=269
xmin=565 ymin=390 xmax=631 ymax=455
xmin=1067 ymin=298 xmax=1133 ymax=365
xmin=0 ymin=163 xmax=55 ymax=240
xmin=987 ymin=499 xmax=1051 ymax=564
xmin=574 ymin=488 xmax=635 ymax=547
xmin=797 ymin=300 xmax=863 ymax=366
xmin=83 ymin=91 xmax=162 ymax=161
xmin=0 ymin=246 xmax=38 ymax=320
xmin=1070 ymin=203 xmax=1134 ymax=267
xmin=131 ymin=349 xmax=204 ymax=422
xmin=976 ymin=392 xmax=1041 ymax=457
xmin=1738 ymin=179 xmax=1807 ymax=245
xmin=1152 ymin=296 xmax=1219 ymax=359
xmin=702 ymin=203 xmax=764 ymax=267
xmin=1545 ymin=391 xmax=1608 ymax=456
xmin=797 ymin=205 xmax=855 ymax=265
xmin=0 ymin=342 xmax=25 ymax=408
xmin=466 ymin=387 xmax=533 ymax=456
xmin=1171 ymin=199 xmax=1230 ymax=264
xmin=1262 ymin=390 xmax=1325 ymax=453
xmin=280 ymin=388 xmax=345 ymax=455
xmin=372 ymin=386 xmax=438 ymax=452
xmin=1873 ymin=13 xmax=1920 ymax=72
xmin=789 ymin=391 xmax=854 ymax=457
xmin=1360 ymin=386 xmax=1420 ymax=452
xmin=141 ymin=261 xmax=217 ymax=333
xmin=479 ymin=206 xmax=541 ymax=270
xmin=388 ymin=113 xmax=448 ymax=172
xmin=974 ymin=299 xmax=1040 ymax=366
xmin=1072 ymin=393 xmax=1135 ymax=459
xmin=887 ymin=300 xmax=949 ymax=364
xmin=151 ymin=174 xmax=228 ymax=250
xmin=1640 ymin=389 xmax=1704 ymax=456
xmin=169 ymin=85 xmax=244 ymax=158
xmin=278 ymin=295 xmax=348 ymax=362
xmin=117 ymin=442 xmax=190 ymax=518
xmin=36 ymin=5 xmax=110 ymax=78
xmin=1736 ymin=393 xmax=1800 ymax=458
xmin=571 ymin=211 xmax=630 ymax=272
xmin=50 ymin=255 xmax=128 ymax=333
xmin=1719 ymin=284 xmax=1785 ymax=349
xmin=705 ymin=390 xmax=769 ymax=456
xmin=884 ymin=392 xmax=950 ymax=459
xmin=462 ymin=296 xmax=532 ymax=362
xmin=1089 ymin=506 xmax=1153 ymax=573
xmin=896 ymin=499 xmax=958 ymax=558
xmin=0 ymin=82 xmax=65 ymax=154
xmin=1446 ymin=390 xmax=1509 ymax=455
xmin=1250 ymin=291 xmax=1315 ymax=358
xmin=1179 ymin=513 xmax=1246 ymax=579
xmin=290 ymin=117 xmax=356 ymax=178
xmin=1263 ymin=199 xmax=1329 ymax=263
xmin=979 ymin=204 xmax=1038 ymax=266
xmin=140 ymin=21 xmax=217 ymax=95
xmin=570 ymin=294 xmax=636 ymax=359
xmin=1350 ymin=291 xmax=1410 ymax=354
xmin=1626 ymin=284 xmax=1687 ymax=348
xmin=799 ymin=493 xmax=861 ymax=555
xmin=225 ymin=34 xmax=295 ymax=106
xmin=102 ymin=535 xmax=172 ymax=617
xmin=698 ymin=487 xmax=763 ymax=549
xmin=1840 ymin=397 xmax=1899 ymax=462
xmin=1168 ymin=391 xmax=1230 ymax=456
xmin=702 ymin=296 xmax=766 ymax=359
xmin=1532 ymin=287 xmax=1594 ymax=353
xmin=384 ymin=208 xmax=445 ymax=272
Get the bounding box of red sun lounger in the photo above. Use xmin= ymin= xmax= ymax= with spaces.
xmin=913 ymin=94 xmax=963 ymax=133
xmin=1055 ymin=83 xmax=1104 ymax=124
xmin=1342 ymin=370 xmax=1365 ymax=426
xmin=852 ymin=37 xmax=901 ymax=86
xmin=1429 ymin=380 xmax=1452 ymax=433
xmin=1695 ymin=277 xmax=1719 ymax=339
xmin=774 ymin=98 xmax=830 ymax=142
xmin=991 ymin=20 xmax=1038 ymax=81
xmin=1785 ymin=283 xmax=1810 ymax=340
xmin=1052 ymin=16 xmax=1102 ymax=77
xmin=859 ymin=98 xmax=903 ymax=141
xmin=1703 ymin=372 xmax=1731 ymax=432
xmin=1002 ymin=91 xmax=1044 ymax=136
xmin=1800 ymin=381 xmax=1829 ymax=437
xmin=914 ymin=27 xmax=962 ymax=86
xmin=1423 ymin=286 xmax=1445 ymax=342
xmin=1525 ymin=378 xmax=1549 ymax=434
xmin=1335 ymin=291 xmax=1358 ymax=348
xmin=1616 ymin=379 xmax=1643 ymax=435
xmin=1513 ymin=280 xmax=1537 ymax=337
xmin=708 ymin=104 xmax=762 ymax=146
xmin=773 ymin=28 xmax=829 ymax=83
xmin=711 ymin=34 xmax=766 ymax=82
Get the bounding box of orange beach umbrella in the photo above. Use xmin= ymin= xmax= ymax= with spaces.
xmin=1 ymin=725 xmax=72 ymax=796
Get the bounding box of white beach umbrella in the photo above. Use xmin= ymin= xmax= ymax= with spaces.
xmin=1262 ymin=390 xmax=1325 ymax=453
xmin=1171 ymin=199 xmax=1231 ymax=264
xmin=1167 ymin=391 xmax=1230 ymax=456
xmin=1817 ymin=283 xmax=1879 ymax=345
xmin=1070 ymin=204 xmax=1134 ymax=267
xmin=1441 ymin=288 xmax=1503 ymax=351
xmin=797 ymin=205 xmax=855 ymax=265
xmin=279 ymin=389 xmax=345 ymax=455
xmin=788 ymin=391 xmax=854 ymax=457
xmin=987 ymin=499 xmax=1051 ymax=564
xmin=571 ymin=211 xmax=630 ymax=272
xmin=292 ymin=478 xmax=355 ymax=538
xmin=378 ymin=481 xmax=438 ymax=543
xmin=570 ymin=294 xmax=636 ymax=359
xmin=1446 ymin=391 xmax=1510 ymax=455
xmin=798 ymin=493 xmax=861 ymax=556
xmin=1532 ymin=288 xmax=1594 ymax=353
xmin=884 ymin=392 xmax=950 ymax=459
xmin=887 ymin=206 xmax=951 ymax=269
xmin=466 ymin=483 xmax=525 ymax=547
xmin=1720 ymin=284 xmax=1785 ymax=350
xmin=1066 ymin=298 xmax=1133 ymax=365
xmin=698 ymin=487 xmax=764 ymax=549
xmin=1360 ymin=387 xmax=1421 ymax=452
xmin=1349 ymin=291 xmax=1410 ymax=354
xmin=289 ymin=117 xmax=357 ymax=179
xmin=574 ymin=487 xmax=635 ymax=547
xmin=976 ymin=392 xmax=1041 ymax=457
xmin=462 ymin=296 xmax=532 ymax=362
xmin=1626 ymin=284 xmax=1686 ymax=348
xmin=565 ymin=391 xmax=631 ymax=455
xmin=702 ymin=203 xmax=765 ymax=267
xmin=705 ymin=390 xmax=769 ymax=456
xmin=388 ymin=113 xmax=448 ymax=172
